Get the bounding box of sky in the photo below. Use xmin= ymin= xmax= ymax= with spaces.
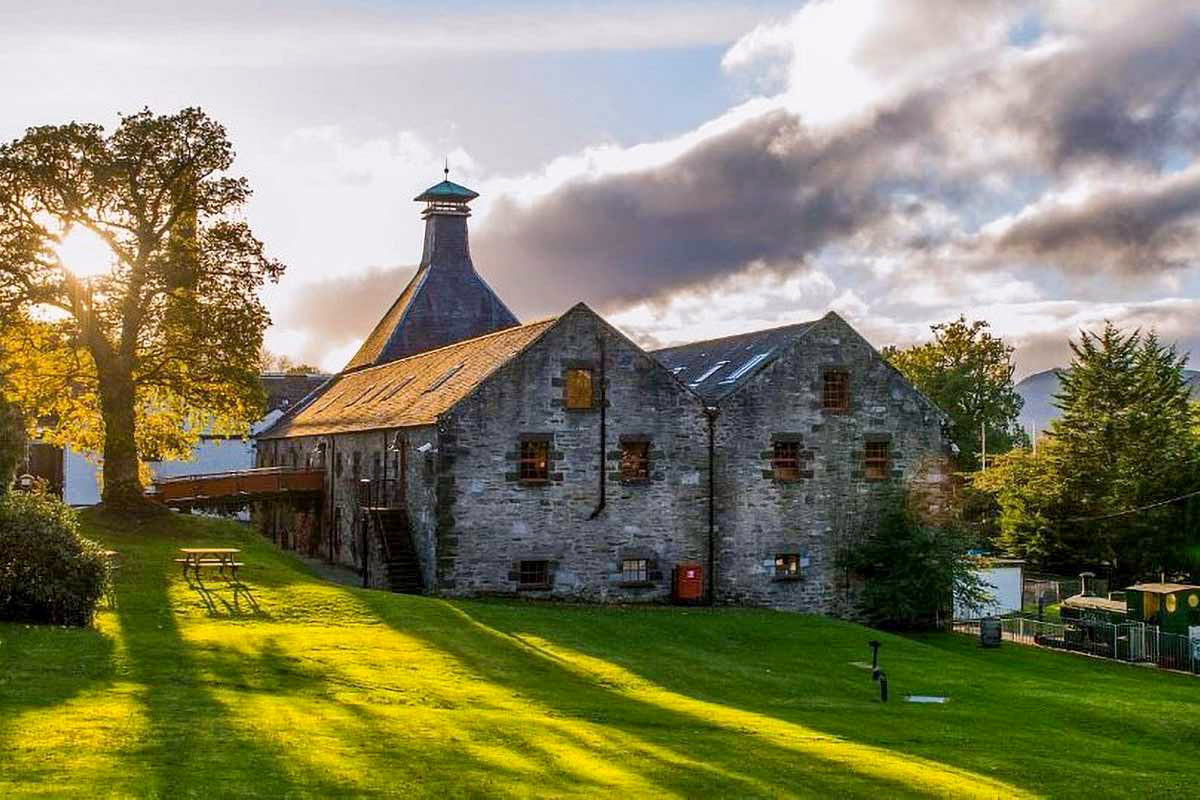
xmin=3 ymin=0 xmax=1198 ymax=378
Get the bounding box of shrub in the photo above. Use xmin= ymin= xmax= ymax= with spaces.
xmin=0 ymin=492 xmax=109 ymax=626
xmin=842 ymin=508 xmax=990 ymax=631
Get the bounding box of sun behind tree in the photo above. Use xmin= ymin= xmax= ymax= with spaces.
xmin=0 ymin=108 xmax=284 ymax=511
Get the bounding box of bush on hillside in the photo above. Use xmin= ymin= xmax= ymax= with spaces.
xmin=0 ymin=492 xmax=109 ymax=626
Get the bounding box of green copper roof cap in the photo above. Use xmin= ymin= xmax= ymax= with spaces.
xmin=414 ymin=167 xmax=479 ymax=203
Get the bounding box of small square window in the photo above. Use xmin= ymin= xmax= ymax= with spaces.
xmin=622 ymin=559 xmax=649 ymax=583
xmin=564 ymin=368 xmax=594 ymax=410
xmin=772 ymin=441 xmax=802 ymax=480
xmin=620 ymin=441 xmax=650 ymax=481
xmin=823 ymin=369 xmax=850 ymax=411
xmin=519 ymin=560 xmax=549 ymax=588
xmin=775 ymin=554 xmax=801 ymax=578
xmin=519 ymin=440 xmax=550 ymax=483
xmin=864 ymin=440 xmax=890 ymax=480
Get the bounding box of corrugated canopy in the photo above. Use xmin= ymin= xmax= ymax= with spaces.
xmin=260 ymin=318 xmax=556 ymax=439
xmin=1127 ymin=583 xmax=1199 ymax=594
xmin=652 ymin=319 xmax=821 ymax=402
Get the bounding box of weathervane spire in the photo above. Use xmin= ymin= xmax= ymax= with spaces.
xmin=444 ymin=157 xmax=449 ymax=180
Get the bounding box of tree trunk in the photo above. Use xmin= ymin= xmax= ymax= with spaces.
xmin=97 ymin=367 xmax=146 ymax=510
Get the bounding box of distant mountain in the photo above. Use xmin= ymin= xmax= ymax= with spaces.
xmin=1016 ymin=368 xmax=1200 ymax=433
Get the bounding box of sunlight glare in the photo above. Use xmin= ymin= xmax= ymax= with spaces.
xmin=57 ymin=226 xmax=114 ymax=279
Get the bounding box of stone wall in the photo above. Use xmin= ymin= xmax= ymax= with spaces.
xmin=710 ymin=314 xmax=950 ymax=613
xmin=435 ymin=305 xmax=710 ymax=601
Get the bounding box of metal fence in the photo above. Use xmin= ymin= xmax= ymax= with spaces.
xmin=954 ymin=615 xmax=1199 ymax=675
xmin=1022 ymin=576 xmax=1109 ymax=610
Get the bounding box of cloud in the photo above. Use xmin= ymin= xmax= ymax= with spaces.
xmin=269 ymin=265 xmax=416 ymax=370
xmin=986 ymin=166 xmax=1200 ymax=273
xmin=248 ymin=0 xmax=1200 ymax=375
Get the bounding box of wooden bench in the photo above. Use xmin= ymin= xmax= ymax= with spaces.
xmin=177 ymin=548 xmax=243 ymax=581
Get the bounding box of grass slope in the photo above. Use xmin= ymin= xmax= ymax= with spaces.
xmin=1 ymin=511 xmax=1197 ymax=798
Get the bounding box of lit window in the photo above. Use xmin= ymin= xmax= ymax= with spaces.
xmin=564 ymin=368 xmax=594 ymax=410
xmin=622 ymin=559 xmax=649 ymax=583
xmin=519 ymin=560 xmax=549 ymax=588
xmin=772 ymin=441 xmax=801 ymax=480
xmin=519 ymin=440 xmax=550 ymax=483
xmin=775 ymin=554 xmax=801 ymax=578
xmin=823 ymin=369 xmax=850 ymax=411
xmin=620 ymin=441 xmax=650 ymax=481
xmin=864 ymin=441 xmax=890 ymax=480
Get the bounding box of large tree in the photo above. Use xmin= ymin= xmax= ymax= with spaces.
xmin=884 ymin=317 xmax=1025 ymax=471
xmin=0 ymin=108 xmax=282 ymax=509
xmin=0 ymin=365 xmax=24 ymax=497
xmin=976 ymin=324 xmax=1200 ymax=580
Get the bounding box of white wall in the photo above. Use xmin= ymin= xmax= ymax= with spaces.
xmin=955 ymin=564 xmax=1024 ymax=619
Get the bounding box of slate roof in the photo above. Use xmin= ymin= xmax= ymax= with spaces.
xmin=261 ymin=373 xmax=330 ymax=414
xmin=651 ymin=319 xmax=822 ymax=402
xmin=260 ymin=318 xmax=557 ymax=439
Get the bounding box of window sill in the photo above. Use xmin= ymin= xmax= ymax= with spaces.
xmin=517 ymin=583 xmax=552 ymax=591
xmin=820 ymin=407 xmax=850 ymax=415
xmin=564 ymin=406 xmax=597 ymax=413
xmin=771 ymin=575 xmax=803 ymax=583
xmin=620 ymin=477 xmax=651 ymax=485
xmin=518 ymin=479 xmax=551 ymax=487
xmin=618 ymin=580 xmax=656 ymax=588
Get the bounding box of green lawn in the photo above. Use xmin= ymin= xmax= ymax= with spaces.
xmin=1 ymin=512 xmax=1197 ymax=798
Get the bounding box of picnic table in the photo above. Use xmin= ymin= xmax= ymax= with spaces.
xmin=176 ymin=548 xmax=243 ymax=581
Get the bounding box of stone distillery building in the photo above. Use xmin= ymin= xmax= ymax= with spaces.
xmin=256 ymin=174 xmax=951 ymax=613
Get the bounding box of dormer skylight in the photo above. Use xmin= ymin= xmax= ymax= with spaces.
xmin=689 ymin=360 xmax=729 ymax=386
xmin=424 ymin=363 xmax=465 ymax=394
xmin=719 ymin=353 xmax=771 ymax=384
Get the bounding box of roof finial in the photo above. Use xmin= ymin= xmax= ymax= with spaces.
xmin=444 ymin=157 xmax=449 ymax=181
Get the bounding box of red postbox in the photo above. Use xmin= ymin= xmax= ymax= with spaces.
xmin=674 ymin=562 xmax=704 ymax=603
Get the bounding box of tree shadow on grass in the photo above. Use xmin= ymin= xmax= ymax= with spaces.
xmin=0 ymin=621 xmax=116 ymax=759
xmin=114 ymin=557 xmax=351 ymax=799
xmin=354 ymin=593 xmax=1024 ymax=798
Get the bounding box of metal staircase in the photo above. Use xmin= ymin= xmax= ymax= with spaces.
xmin=359 ymin=478 xmax=423 ymax=594
xmin=369 ymin=507 xmax=423 ymax=594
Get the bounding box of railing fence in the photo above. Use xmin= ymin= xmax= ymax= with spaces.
xmin=953 ymin=615 xmax=1198 ymax=675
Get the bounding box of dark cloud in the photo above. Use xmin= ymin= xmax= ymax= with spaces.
xmin=991 ymin=170 xmax=1200 ymax=272
xmin=469 ymin=8 xmax=1200 ymax=319
xmin=477 ymin=99 xmax=943 ymax=315
xmin=278 ymin=264 xmax=414 ymax=360
xmin=1018 ymin=13 xmax=1200 ymax=169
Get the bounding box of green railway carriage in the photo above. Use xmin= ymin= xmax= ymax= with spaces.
xmin=1124 ymin=583 xmax=1200 ymax=636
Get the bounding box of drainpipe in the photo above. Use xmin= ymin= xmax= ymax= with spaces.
xmin=328 ymin=436 xmax=336 ymax=564
xmin=705 ymin=406 xmax=719 ymax=605
xmin=589 ymin=336 xmax=608 ymax=520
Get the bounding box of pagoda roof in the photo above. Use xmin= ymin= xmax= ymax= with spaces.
xmin=414 ymin=179 xmax=479 ymax=203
